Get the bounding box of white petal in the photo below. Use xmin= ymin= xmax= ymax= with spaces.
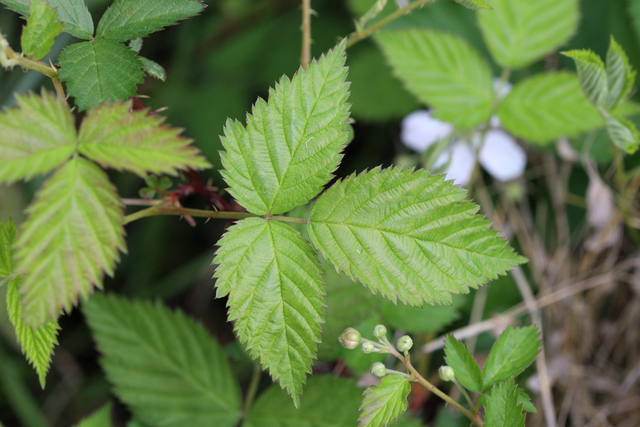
xmin=489 ymin=115 xmax=502 ymax=129
xmin=493 ymin=78 xmax=513 ymax=100
xmin=400 ymin=110 xmax=453 ymax=153
xmin=479 ymin=130 xmax=526 ymax=181
xmin=441 ymin=142 xmax=475 ymax=187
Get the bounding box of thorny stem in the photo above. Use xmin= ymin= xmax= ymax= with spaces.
xmin=123 ymin=205 xmax=310 ymax=225
xmin=300 ymin=0 xmax=312 ymax=69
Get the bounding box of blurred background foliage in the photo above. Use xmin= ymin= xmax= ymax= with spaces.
xmin=1 ymin=0 xmax=640 ymax=425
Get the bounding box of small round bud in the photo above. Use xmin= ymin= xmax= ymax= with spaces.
xmin=370 ymin=362 xmax=387 ymax=378
xmin=338 ymin=328 xmax=361 ymax=350
xmin=361 ymin=341 xmax=376 ymax=354
xmin=373 ymin=324 xmax=387 ymax=338
xmin=438 ymin=365 xmax=455 ymax=382
xmin=396 ymin=335 xmax=413 ymax=352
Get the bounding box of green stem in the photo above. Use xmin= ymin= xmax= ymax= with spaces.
xmin=300 ymin=0 xmax=312 ymax=69
xmin=345 ymin=0 xmax=436 ymax=48
xmin=123 ymin=206 xmax=310 ymax=225
xmin=242 ymin=364 xmax=262 ymax=418
xmin=454 ymin=377 xmax=475 ymax=410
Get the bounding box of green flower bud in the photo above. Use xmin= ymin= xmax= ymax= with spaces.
xmin=338 ymin=327 xmax=361 ymax=350
xmin=438 ymin=365 xmax=455 ymax=382
xmin=373 ymin=324 xmax=387 ymax=338
xmin=370 ymin=362 xmax=387 ymax=378
xmin=396 ymin=335 xmax=413 ymax=352
xmin=361 ymin=341 xmax=376 ymax=354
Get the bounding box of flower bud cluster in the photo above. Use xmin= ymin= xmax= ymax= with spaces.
xmin=370 ymin=362 xmax=387 ymax=378
xmin=396 ymin=335 xmax=413 ymax=352
xmin=338 ymin=327 xmax=361 ymax=350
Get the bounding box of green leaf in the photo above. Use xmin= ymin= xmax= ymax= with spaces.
xmin=21 ymin=0 xmax=63 ymax=60
xmin=140 ymin=56 xmax=166 ymax=81
xmin=497 ymin=72 xmax=603 ymax=144
xmin=604 ymin=112 xmax=640 ymax=154
xmin=561 ymin=50 xmax=608 ymax=107
xmin=308 ymin=167 xmax=526 ymax=306
xmin=58 ymin=40 xmax=144 ymax=111
xmin=477 ymin=0 xmax=579 ymax=69
xmin=220 ymin=40 xmax=350 ymax=215
xmin=15 ymin=157 xmax=126 ymax=326
xmin=483 ymin=379 xmax=526 ymax=427
xmin=359 ymin=375 xmax=411 ymax=427
xmin=213 ymin=218 xmax=325 ymax=407
xmin=7 ymin=277 xmax=60 ymax=388
xmin=450 ymin=0 xmax=491 ymax=10
xmin=0 ymin=218 xmax=17 ymax=277
xmin=1 ymin=0 xmax=93 ymax=39
xmin=78 ymin=101 xmax=210 ymax=177
xmin=0 ymin=91 xmax=76 ymax=184
xmin=444 ymin=335 xmax=483 ymax=392
xmin=605 ymin=37 xmax=636 ymax=110
xmin=381 ymin=300 xmax=459 ymax=334
xmin=96 ymin=0 xmax=204 ymax=42
xmin=73 ymin=402 xmax=113 ymax=427
xmin=83 ymin=294 xmax=241 ymax=427
xmin=482 ymin=325 xmax=540 ymax=390
xmin=244 ymin=376 xmax=361 ymax=427
xmin=517 ymin=389 xmax=536 ymax=413
xmin=0 ymin=0 xmax=29 ymax=16
xmin=376 ymin=29 xmax=494 ymax=129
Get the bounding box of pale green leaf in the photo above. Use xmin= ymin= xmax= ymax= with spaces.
xmin=0 ymin=91 xmax=76 ymax=184
xmin=7 ymin=277 xmax=60 ymax=388
xmin=83 ymin=294 xmax=241 ymax=427
xmin=376 ymin=29 xmax=494 ymax=129
xmin=444 ymin=335 xmax=483 ymax=392
xmin=605 ymin=37 xmax=636 ymax=110
xmin=477 ymin=0 xmax=578 ymax=68
xmin=561 ymin=50 xmax=608 ymax=107
xmin=482 ymin=325 xmax=540 ymax=390
xmin=498 ymin=72 xmax=603 ymax=144
xmin=59 ymin=40 xmax=144 ymax=111
xmin=213 ymin=218 xmax=325 ymax=407
xmin=483 ymin=379 xmax=526 ymax=427
xmin=308 ymin=167 xmax=526 ymax=306
xmin=78 ymin=101 xmax=210 ymax=177
xmin=140 ymin=56 xmax=166 ymax=81
xmin=0 ymin=218 xmax=17 ymax=277
xmin=604 ymin=112 xmax=640 ymax=154
xmin=73 ymin=402 xmax=113 ymax=427
xmin=220 ymin=40 xmax=350 ymax=215
xmin=244 ymin=376 xmax=361 ymax=427
xmin=451 ymin=0 xmax=491 ymax=10
xmin=517 ymin=389 xmax=536 ymax=413
xmin=15 ymin=157 xmax=126 ymax=326
xmin=96 ymin=0 xmax=204 ymax=42
xmin=1 ymin=0 xmax=93 ymax=39
xmin=21 ymin=0 xmax=63 ymax=60
xmin=359 ymin=375 xmax=411 ymax=427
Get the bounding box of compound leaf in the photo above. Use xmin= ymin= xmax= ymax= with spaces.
xmin=0 ymin=218 xmax=17 ymax=277
xmin=7 ymin=276 xmax=60 ymax=388
xmin=59 ymin=40 xmax=143 ymax=111
xmin=444 ymin=335 xmax=483 ymax=392
xmin=21 ymin=0 xmax=63 ymax=60
xmin=213 ymin=218 xmax=325 ymax=408
xmin=477 ymin=0 xmax=578 ymax=69
xmin=244 ymin=376 xmax=361 ymax=427
xmin=561 ymin=50 xmax=608 ymax=107
xmin=498 ymin=72 xmax=603 ymax=144
xmin=482 ymin=325 xmax=540 ymax=390
xmin=376 ymin=29 xmax=494 ymax=129
xmin=15 ymin=157 xmax=126 ymax=326
xmin=483 ymin=379 xmax=526 ymax=427
xmin=604 ymin=112 xmax=640 ymax=154
xmin=605 ymin=37 xmax=636 ymax=110
xmin=83 ymin=294 xmax=241 ymax=427
xmin=96 ymin=0 xmax=204 ymax=42
xmin=359 ymin=375 xmax=410 ymax=427
xmin=1 ymin=0 xmax=93 ymax=39
xmin=78 ymin=101 xmax=210 ymax=177
xmin=219 ymin=40 xmax=350 ymax=215
xmin=0 ymin=91 xmax=76 ymax=184
xmin=308 ymin=167 xmax=525 ymax=306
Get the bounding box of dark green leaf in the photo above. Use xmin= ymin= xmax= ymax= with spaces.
xmin=483 ymin=379 xmax=526 ymax=427
xmin=482 ymin=325 xmax=540 ymax=390
xmin=72 ymin=402 xmax=113 ymax=427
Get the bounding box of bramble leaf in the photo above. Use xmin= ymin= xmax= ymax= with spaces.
xmin=78 ymin=101 xmax=210 ymax=177
xmin=444 ymin=335 xmax=483 ymax=392
xmin=482 ymin=325 xmax=540 ymax=390
xmin=359 ymin=375 xmax=411 ymax=427
xmin=605 ymin=37 xmax=636 ymax=110
xmin=0 ymin=218 xmax=17 ymax=277
xmin=213 ymin=218 xmax=325 ymax=408
xmin=498 ymin=72 xmax=603 ymax=144
xmin=451 ymin=0 xmax=491 ymax=10
xmin=376 ymin=29 xmax=494 ymax=129
xmin=140 ymin=56 xmax=166 ymax=81
xmin=15 ymin=157 xmax=126 ymax=326
xmin=96 ymin=0 xmax=204 ymax=42
xmin=477 ymin=0 xmax=578 ymax=69
xmin=21 ymin=0 xmax=63 ymax=60
xmin=483 ymin=379 xmax=526 ymax=427
xmin=1 ymin=0 xmax=93 ymax=39
xmin=72 ymin=402 xmax=113 ymax=427
xmin=561 ymin=50 xmax=608 ymax=107
xmin=83 ymin=294 xmax=241 ymax=427
xmin=0 ymin=91 xmax=75 ymax=184
xmin=219 ymin=40 xmax=350 ymax=215
xmin=308 ymin=167 xmax=526 ymax=306
xmin=604 ymin=111 xmax=640 ymax=154
xmin=59 ymin=40 xmax=144 ymax=111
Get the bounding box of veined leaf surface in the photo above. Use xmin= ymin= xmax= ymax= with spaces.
xmin=561 ymin=50 xmax=608 ymax=107
xmin=1 ymin=0 xmax=93 ymax=39
xmin=219 ymin=40 xmax=350 ymax=215
xmin=21 ymin=0 xmax=63 ymax=60
xmin=308 ymin=167 xmax=525 ymax=306
xmin=213 ymin=218 xmax=325 ymax=407
xmin=15 ymin=157 xmax=126 ymax=326
xmin=605 ymin=37 xmax=636 ymax=110
xmin=0 ymin=218 xmax=17 ymax=277
xmin=0 ymin=91 xmax=75 ymax=184
xmin=359 ymin=375 xmax=410 ymax=427
xmin=482 ymin=325 xmax=540 ymax=390
xmin=484 ymin=379 xmax=526 ymax=427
